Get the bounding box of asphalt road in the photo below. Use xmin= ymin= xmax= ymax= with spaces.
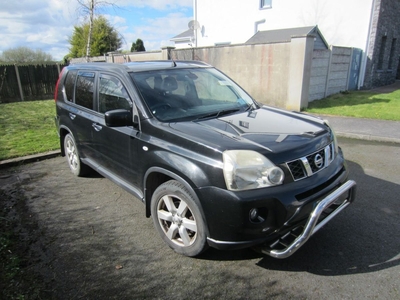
xmin=1 ymin=138 xmax=399 ymax=299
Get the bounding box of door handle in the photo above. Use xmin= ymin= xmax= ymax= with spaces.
xmin=69 ymin=113 xmax=76 ymax=120
xmin=92 ymin=123 xmax=102 ymax=132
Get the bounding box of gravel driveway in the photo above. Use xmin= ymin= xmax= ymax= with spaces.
xmin=1 ymin=138 xmax=399 ymax=299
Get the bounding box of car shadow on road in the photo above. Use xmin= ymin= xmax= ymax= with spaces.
xmin=200 ymin=160 xmax=400 ymax=276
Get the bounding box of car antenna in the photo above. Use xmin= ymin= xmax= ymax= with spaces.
xmin=171 ymin=60 xmax=177 ymax=67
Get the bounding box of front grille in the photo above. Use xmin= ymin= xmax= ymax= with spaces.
xmin=287 ymin=160 xmax=306 ymax=181
xmin=286 ymin=143 xmax=334 ymax=181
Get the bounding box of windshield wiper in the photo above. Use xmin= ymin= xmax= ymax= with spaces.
xmin=245 ymin=103 xmax=255 ymax=111
xmin=194 ymin=108 xmax=241 ymax=121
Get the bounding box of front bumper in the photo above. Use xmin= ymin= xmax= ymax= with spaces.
xmin=255 ymin=179 xmax=356 ymax=258
xmin=199 ymin=149 xmax=356 ymax=256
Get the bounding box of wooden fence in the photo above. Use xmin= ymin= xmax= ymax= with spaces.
xmin=0 ymin=64 xmax=65 ymax=103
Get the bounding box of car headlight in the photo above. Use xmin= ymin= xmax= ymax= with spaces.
xmin=223 ymin=150 xmax=284 ymax=191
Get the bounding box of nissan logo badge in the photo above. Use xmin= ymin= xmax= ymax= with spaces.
xmin=314 ymin=154 xmax=323 ymax=169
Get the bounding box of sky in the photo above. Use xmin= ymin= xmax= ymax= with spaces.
xmin=0 ymin=0 xmax=193 ymax=61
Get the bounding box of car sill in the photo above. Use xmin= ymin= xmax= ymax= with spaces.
xmin=83 ymin=158 xmax=144 ymax=202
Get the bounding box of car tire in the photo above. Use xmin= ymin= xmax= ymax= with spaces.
xmin=151 ymin=180 xmax=208 ymax=257
xmin=64 ymin=133 xmax=89 ymax=177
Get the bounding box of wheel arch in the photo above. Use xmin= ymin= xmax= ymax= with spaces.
xmin=59 ymin=126 xmax=73 ymax=157
xmin=144 ymin=167 xmax=208 ymax=236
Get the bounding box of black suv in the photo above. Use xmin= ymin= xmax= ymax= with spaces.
xmin=55 ymin=61 xmax=356 ymax=258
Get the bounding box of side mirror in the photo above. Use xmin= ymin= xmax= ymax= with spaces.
xmin=105 ymin=109 xmax=133 ymax=127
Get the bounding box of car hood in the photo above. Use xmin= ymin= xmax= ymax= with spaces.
xmin=168 ymin=106 xmax=331 ymax=161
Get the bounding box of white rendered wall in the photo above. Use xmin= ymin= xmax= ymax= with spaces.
xmin=194 ymin=0 xmax=373 ymax=51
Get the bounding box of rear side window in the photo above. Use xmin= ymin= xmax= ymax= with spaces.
xmin=64 ymin=70 xmax=77 ymax=102
xmin=75 ymin=72 xmax=95 ymax=109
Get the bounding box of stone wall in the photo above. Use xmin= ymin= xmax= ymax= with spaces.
xmin=309 ymin=50 xmax=330 ymax=101
xmin=172 ymin=43 xmax=292 ymax=109
xmin=309 ymin=47 xmax=355 ymax=101
xmin=364 ymin=0 xmax=400 ymax=88
xmin=327 ymin=47 xmax=353 ymax=95
xmin=172 ymin=37 xmax=314 ymax=111
xmin=171 ymin=40 xmax=355 ymax=108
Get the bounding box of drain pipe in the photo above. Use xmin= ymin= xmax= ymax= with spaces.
xmin=194 ymin=0 xmax=198 ymax=47
xmin=254 ymin=19 xmax=266 ymax=34
xmin=359 ymin=0 xmax=377 ymax=89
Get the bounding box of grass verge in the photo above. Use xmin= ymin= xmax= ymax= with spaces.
xmin=0 ymin=100 xmax=59 ymax=161
xmin=305 ymin=89 xmax=400 ymax=121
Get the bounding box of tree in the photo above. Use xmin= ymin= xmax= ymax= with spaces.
xmin=68 ymin=16 xmax=122 ymax=59
xmin=0 ymin=47 xmax=54 ymax=64
xmin=76 ymin=0 xmax=119 ymax=60
xmin=131 ymin=39 xmax=146 ymax=52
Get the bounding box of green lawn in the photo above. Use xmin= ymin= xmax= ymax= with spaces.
xmin=305 ymin=89 xmax=400 ymax=121
xmin=0 ymin=100 xmax=59 ymax=161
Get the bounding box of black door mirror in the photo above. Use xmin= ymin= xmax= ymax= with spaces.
xmin=105 ymin=109 xmax=133 ymax=127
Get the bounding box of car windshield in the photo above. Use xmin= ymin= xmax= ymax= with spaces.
xmin=130 ymin=67 xmax=257 ymax=122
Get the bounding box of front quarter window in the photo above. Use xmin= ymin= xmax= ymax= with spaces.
xmin=98 ymin=75 xmax=132 ymax=114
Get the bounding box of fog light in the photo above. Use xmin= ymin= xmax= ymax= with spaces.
xmin=268 ymin=167 xmax=284 ymax=185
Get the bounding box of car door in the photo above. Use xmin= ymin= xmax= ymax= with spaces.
xmin=69 ymin=70 xmax=97 ymax=160
xmin=92 ymin=73 xmax=141 ymax=187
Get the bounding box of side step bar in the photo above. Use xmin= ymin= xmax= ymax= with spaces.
xmin=260 ymin=180 xmax=357 ymax=259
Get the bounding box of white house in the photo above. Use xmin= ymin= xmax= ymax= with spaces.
xmin=193 ymin=0 xmax=374 ymax=50
xmin=188 ymin=0 xmax=399 ymax=88
xmin=170 ymin=29 xmax=194 ymax=49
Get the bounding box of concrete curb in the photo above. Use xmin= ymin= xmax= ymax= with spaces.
xmin=0 ymin=150 xmax=61 ymax=169
xmin=312 ymin=114 xmax=400 ymax=145
xmin=335 ymin=131 xmax=400 ymax=144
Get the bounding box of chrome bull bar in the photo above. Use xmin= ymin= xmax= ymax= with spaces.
xmin=261 ymin=180 xmax=357 ymax=259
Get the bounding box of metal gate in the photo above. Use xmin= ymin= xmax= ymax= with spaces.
xmin=348 ymin=48 xmax=362 ymax=90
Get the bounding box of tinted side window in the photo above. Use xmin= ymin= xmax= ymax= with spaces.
xmin=75 ymin=72 xmax=95 ymax=109
xmin=98 ymin=75 xmax=131 ymax=113
xmin=64 ymin=70 xmax=77 ymax=102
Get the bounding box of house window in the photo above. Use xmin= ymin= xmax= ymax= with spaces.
xmin=377 ymin=36 xmax=387 ymax=70
xmin=388 ymin=39 xmax=397 ymax=70
xmin=260 ymin=0 xmax=272 ymax=9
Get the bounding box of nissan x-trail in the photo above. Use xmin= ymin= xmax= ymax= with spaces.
xmin=55 ymin=61 xmax=356 ymax=258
